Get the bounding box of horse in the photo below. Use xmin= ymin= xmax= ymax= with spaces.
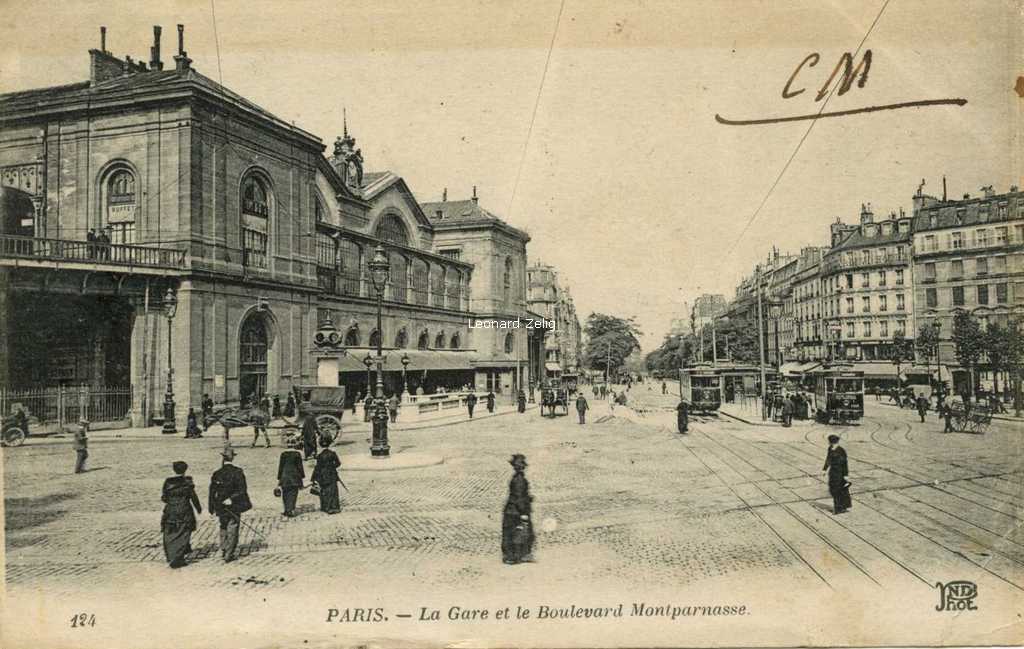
xmin=204 ymin=403 xmax=269 ymax=442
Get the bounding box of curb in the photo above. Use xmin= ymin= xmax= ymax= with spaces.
xmin=874 ymin=400 xmax=1023 ymax=423
xmin=719 ymin=409 xmax=782 ymax=427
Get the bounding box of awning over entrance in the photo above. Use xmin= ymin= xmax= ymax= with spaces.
xmin=336 ymin=349 xmax=477 ymax=372
xmin=545 ymin=362 xmax=562 ymax=372
xmin=852 ymin=362 xmax=900 ymax=379
xmin=780 ymin=361 xmax=820 ymax=376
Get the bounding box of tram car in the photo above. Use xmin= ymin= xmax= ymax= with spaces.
xmin=560 ymin=373 xmax=580 ymax=396
xmin=810 ymin=366 xmax=864 ymax=424
xmin=679 ymin=365 xmax=722 ymax=414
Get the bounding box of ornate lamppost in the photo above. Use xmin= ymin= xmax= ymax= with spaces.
xmin=363 ymin=353 xmax=373 ymax=397
xmin=769 ymin=302 xmax=783 ymax=369
xmin=367 ymin=244 xmax=391 ymax=457
xmin=162 ymin=286 xmax=178 ymax=434
xmin=401 ymin=352 xmax=411 ymax=396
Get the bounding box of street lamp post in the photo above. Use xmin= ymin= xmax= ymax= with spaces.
xmin=362 ymin=353 xmax=373 ymax=402
xmin=401 ymin=352 xmax=411 ymax=396
xmin=368 ymin=244 xmax=391 ymax=458
xmin=162 ymin=286 xmax=178 ymax=434
xmin=769 ymin=302 xmax=783 ymax=369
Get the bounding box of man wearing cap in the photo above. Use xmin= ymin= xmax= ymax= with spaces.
xmin=822 ymin=434 xmax=851 ymax=514
xmin=208 ymin=447 xmax=252 ymax=562
xmin=277 ymin=436 xmax=305 ymax=517
xmin=575 ymin=393 xmax=589 ymax=424
xmin=73 ymin=419 xmax=89 ymax=474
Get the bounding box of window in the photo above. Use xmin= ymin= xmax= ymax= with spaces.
xmin=431 ymin=266 xmax=445 ymax=308
xmin=344 ymin=327 xmax=360 ymax=347
xmin=846 ymin=274 xmax=854 ymax=289
xmin=976 ymin=229 xmax=989 ymax=246
xmin=861 ymin=296 xmax=870 ymax=313
xmin=880 ymin=320 xmax=888 ymax=337
xmin=879 ymin=295 xmax=887 ymax=312
xmin=924 ymin=263 xmax=936 ymax=280
xmin=1015 ymin=224 xmax=1023 ymax=243
xmin=996 ymin=283 xmax=1008 ymax=303
xmin=845 ymin=297 xmax=854 ymax=314
xmin=375 ymin=214 xmax=409 ymax=245
xmin=316 ymin=233 xmax=338 ymax=269
xmin=438 ymin=249 xmax=461 ymax=260
xmin=105 ymin=169 xmax=137 ymax=245
xmin=861 ymin=272 xmax=870 ymax=288
xmin=368 ymin=329 xmax=380 ymax=348
xmin=976 ymin=257 xmax=988 ymax=276
xmin=863 ymin=321 xmax=872 ymax=338
xmin=417 ymin=331 xmax=429 ymax=350
xmin=390 ymin=252 xmax=408 ymax=303
xmin=994 ymin=256 xmax=1007 ymax=274
xmin=504 ymin=332 xmax=515 ymax=354
xmin=845 ymin=322 xmax=855 ymax=338
xmin=979 ymin=206 xmax=990 ymax=223
xmin=446 ymin=270 xmax=460 ymax=310
xmin=951 ymin=232 xmax=964 ymax=249
xmin=951 ymin=260 xmax=963 ymax=278
xmin=955 ymin=208 xmax=965 ymax=224
xmin=878 ymin=270 xmax=886 ymax=286
xmin=896 ymin=269 xmax=904 ymax=285
xmin=315 ymin=198 xmax=325 ymax=223
xmin=926 ymin=288 xmax=937 ymax=308
xmin=998 ymin=203 xmax=1008 ymax=220
xmin=395 ymin=329 xmax=408 ymax=348
xmin=978 ymin=285 xmax=989 ymax=305
xmin=338 ymin=239 xmax=362 ymax=295
xmin=995 ymin=227 xmax=1008 ymax=245
xmin=503 ymin=257 xmax=514 ymax=305
xmin=896 ymin=319 xmax=906 ymax=335
xmin=929 ymin=213 xmax=938 ymax=228
xmin=923 ymin=235 xmax=936 ymax=252
xmin=411 ymin=258 xmax=429 ymax=305
xmin=862 ymin=251 xmax=871 ymax=265
xmin=896 ymin=245 xmax=906 ymax=260
xmin=241 ymin=175 xmax=270 ymax=269
xmin=449 ymin=333 xmax=460 ymax=349
xmin=952 ymin=286 xmax=964 ymax=306
xmin=435 ymin=332 xmax=446 ymax=349
xmin=896 ymin=293 xmax=905 ymax=311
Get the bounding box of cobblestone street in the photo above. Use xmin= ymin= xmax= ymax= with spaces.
xmin=4 ymin=392 xmax=1022 ymax=647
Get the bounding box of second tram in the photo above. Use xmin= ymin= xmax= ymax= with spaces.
xmin=810 ymin=366 xmax=865 ymax=424
xmin=679 ymin=365 xmax=723 ymax=414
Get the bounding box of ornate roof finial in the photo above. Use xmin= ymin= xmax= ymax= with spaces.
xmin=343 ymin=107 xmax=348 ymax=138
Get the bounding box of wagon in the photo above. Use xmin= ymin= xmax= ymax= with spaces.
xmin=946 ymin=402 xmax=992 ymax=434
xmin=541 ymin=381 xmax=569 ymax=417
xmin=287 ymin=385 xmax=347 ymax=441
xmin=1 ymin=412 xmax=29 ymax=447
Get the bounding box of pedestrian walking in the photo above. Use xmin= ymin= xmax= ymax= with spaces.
xmin=592 ymin=384 xmax=599 ymax=399
xmin=501 ymin=454 xmax=534 ymax=565
xmin=284 ymin=392 xmax=296 ymax=418
xmin=73 ymin=418 xmax=89 ymax=474
xmin=272 ymin=395 xmax=282 ymax=419
xmin=161 ymin=461 xmax=201 ymax=568
xmin=575 ymin=393 xmax=589 ymax=424
xmin=251 ymin=399 xmax=271 ymax=448
xmin=942 ymin=402 xmax=955 ymax=433
xmin=201 ymin=393 xmax=214 ymax=431
xmin=466 ymin=393 xmax=478 ymax=419
xmin=517 ymin=389 xmax=527 ymax=413
xmin=86 ymin=228 xmax=96 ymax=259
xmin=300 ymin=405 xmax=319 ymax=460
xmin=311 ymin=437 xmax=342 ymax=514
xmin=821 ymin=434 xmax=851 ymax=515
xmin=363 ymin=394 xmax=373 ymax=422
xmin=276 ymin=436 xmax=305 ymax=517
xmin=486 ymin=391 xmax=496 ymax=414
xmin=97 ymin=226 xmax=111 ymax=260
xmin=352 ymin=391 xmax=361 ymax=416
xmin=782 ymin=396 xmax=793 ymax=427
xmin=916 ymin=395 xmax=928 ymax=423
xmin=676 ymin=399 xmax=689 ymax=433
xmin=388 ymin=393 xmax=400 ymax=423
xmin=208 ymin=447 xmax=252 ymax=563
xmin=661 ymin=381 xmax=667 ymax=395
xmin=185 ymin=407 xmax=203 ymax=438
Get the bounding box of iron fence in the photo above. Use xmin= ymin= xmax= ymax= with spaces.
xmin=0 ymin=385 xmax=132 ymax=429
xmin=0 ymin=235 xmax=185 ymax=269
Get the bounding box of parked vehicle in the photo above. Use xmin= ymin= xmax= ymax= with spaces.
xmin=810 ymin=366 xmax=864 ymax=424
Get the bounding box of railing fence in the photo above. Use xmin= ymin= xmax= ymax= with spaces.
xmin=0 ymin=385 xmax=132 ymax=429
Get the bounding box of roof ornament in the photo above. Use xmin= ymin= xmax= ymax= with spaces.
xmin=334 ymin=109 xmax=363 ymax=189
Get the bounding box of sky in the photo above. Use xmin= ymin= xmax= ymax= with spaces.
xmin=1 ymin=0 xmax=1018 ymax=352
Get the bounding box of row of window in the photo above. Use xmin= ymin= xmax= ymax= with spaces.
xmin=315 ymin=318 xmax=518 ymax=354
xmin=925 ymin=200 xmax=1020 ymax=230
xmin=826 ymin=269 xmax=906 ymax=292
xmin=841 ymin=319 xmax=907 ymax=340
xmin=924 ymin=284 xmax=1010 ymax=308
xmin=922 ymin=255 xmax=1010 ymax=281
xmin=838 ymin=293 xmax=907 ymax=315
xmin=919 ymin=224 xmax=1024 ymax=253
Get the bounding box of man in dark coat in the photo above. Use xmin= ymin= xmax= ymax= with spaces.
xmin=208 ymin=447 xmax=251 ymax=563
xmin=363 ymin=394 xmax=373 ymax=422
xmin=575 ymin=393 xmax=589 ymax=424
xmin=300 ymin=405 xmax=319 ymax=460
xmin=486 ymin=391 xmax=496 ymax=414
xmin=822 ymin=434 xmax=851 ymax=514
xmin=387 ymin=394 xmax=400 ymax=423
xmin=161 ymin=461 xmax=201 ymax=568
xmin=284 ymin=392 xmax=296 ymax=418
xmin=502 ymin=454 xmax=534 ymax=564
xmin=251 ymin=397 xmax=271 ymax=448
xmin=517 ymin=390 xmax=527 ymax=413
xmin=201 ymin=393 xmax=214 ymax=431
xmin=277 ymin=437 xmax=305 ymax=517
xmin=86 ymin=228 xmax=96 ymax=259
xmin=466 ymin=393 xmax=478 ymax=418
xmin=781 ymin=396 xmax=794 ymax=427
xmin=73 ymin=419 xmax=89 ymax=473
xmin=676 ymin=399 xmax=689 ymax=433
xmin=916 ymin=395 xmax=929 ymax=423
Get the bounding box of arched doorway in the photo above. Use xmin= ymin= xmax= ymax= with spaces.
xmin=1 ymin=187 xmax=36 ymax=238
xmin=239 ymin=315 xmax=269 ymax=401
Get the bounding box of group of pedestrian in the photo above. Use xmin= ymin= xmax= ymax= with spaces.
xmin=86 ymin=227 xmax=113 ymax=260
xmin=765 ymin=391 xmax=810 ymax=427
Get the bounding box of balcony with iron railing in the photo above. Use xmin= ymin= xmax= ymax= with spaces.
xmin=0 ymin=235 xmax=186 ymax=270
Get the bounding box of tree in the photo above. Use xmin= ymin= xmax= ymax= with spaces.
xmin=915 ymin=321 xmax=941 ymax=378
xmin=982 ymin=322 xmax=1010 ymax=396
xmin=582 ymin=313 xmax=642 ymax=379
xmin=891 ymin=331 xmax=914 ymax=385
xmin=713 ymin=317 xmax=759 ymax=364
xmin=951 ymin=310 xmax=984 ymax=399
xmin=645 ymin=334 xmax=695 ymax=377
xmin=1005 ymin=320 xmax=1024 ymax=416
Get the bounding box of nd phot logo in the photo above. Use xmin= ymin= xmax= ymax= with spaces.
xmin=935 ymin=581 xmax=978 ymax=611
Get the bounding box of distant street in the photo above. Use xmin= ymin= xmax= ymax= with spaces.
xmin=4 ymin=389 xmax=1022 ymax=647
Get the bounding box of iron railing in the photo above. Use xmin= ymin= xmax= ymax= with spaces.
xmin=1 ymin=384 xmax=132 ymax=430
xmin=0 ymin=235 xmax=185 ymax=269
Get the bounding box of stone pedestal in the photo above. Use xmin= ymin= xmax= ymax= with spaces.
xmin=317 ymin=357 xmax=340 ymax=386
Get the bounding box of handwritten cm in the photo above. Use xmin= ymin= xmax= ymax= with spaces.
xmin=716 ymin=50 xmax=966 ymax=126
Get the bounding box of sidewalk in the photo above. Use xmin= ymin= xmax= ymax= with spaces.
xmin=719 ymin=401 xmax=783 ymax=427
xmin=17 ymin=403 xmax=540 ymax=446
xmin=874 ymin=399 xmax=1024 ymax=424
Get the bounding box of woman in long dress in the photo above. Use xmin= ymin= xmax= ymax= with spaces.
xmin=312 ymin=438 xmax=342 ymax=514
xmin=501 ymin=454 xmax=534 ymax=564
xmin=161 ymin=461 xmax=202 ymax=568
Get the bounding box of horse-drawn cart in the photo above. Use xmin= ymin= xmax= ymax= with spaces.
xmin=540 ymin=379 xmax=570 ymax=417
xmin=946 ymin=402 xmax=992 ymax=434
xmin=288 ymin=385 xmax=347 ymax=441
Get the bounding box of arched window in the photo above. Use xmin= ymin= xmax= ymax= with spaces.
xmin=368 ymin=329 xmax=381 ymax=349
xmin=390 ymin=252 xmax=408 ymax=303
xmin=417 ymin=331 xmax=429 ymax=350
xmin=395 ymin=328 xmax=408 ymax=348
xmin=105 ymin=168 xmax=137 ymax=245
xmin=344 ymin=326 xmax=360 ymax=347
xmin=503 ymin=257 xmax=513 ymax=305
xmin=411 ymin=258 xmax=429 ymax=305
xmin=450 ymin=333 xmax=460 ymax=349
xmin=314 ymin=197 xmax=325 ymax=223
xmin=239 ymin=316 xmax=269 ymax=398
xmin=241 ymin=174 xmax=270 ymax=268
xmin=375 ymin=213 xmax=409 ymax=246
xmin=504 ymin=332 xmax=515 ymax=354
xmin=435 ymin=332 xmax=446 ymax=349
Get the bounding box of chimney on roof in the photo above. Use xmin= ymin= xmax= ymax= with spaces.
xmin=149 ymin=25 xmax=163 ymax=70
xmin=860 ymin=202 xmax=874 ymax=224
xmin=472 ymin=186 xmax=478 ymax=204
xmin=90 ymin=27 xmax=124 ymax=85
xmin=123 ymin=55 xmax=134 ymax=75
xmin=173 ymin=25 xmax=192 ymax=73
xmin=442 ymin=187 xmax=447 ymax=202
xmin=943 ymin=176 xmax=948 ymax=201
xmin=100 ymin=26 xmax=107 ymax=52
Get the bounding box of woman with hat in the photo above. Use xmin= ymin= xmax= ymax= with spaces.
xmin=501 ymin=454 xmax=534 ymax=564
xmin=822 ymin=434 xmax=851 ymax=514
xmin=276 ymin=435 xmax=305 ymax=517
xmin=160 ymin=461 xmax=202 ymax=568
xmin=311 ymin=437 xmax=342 ymax=514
